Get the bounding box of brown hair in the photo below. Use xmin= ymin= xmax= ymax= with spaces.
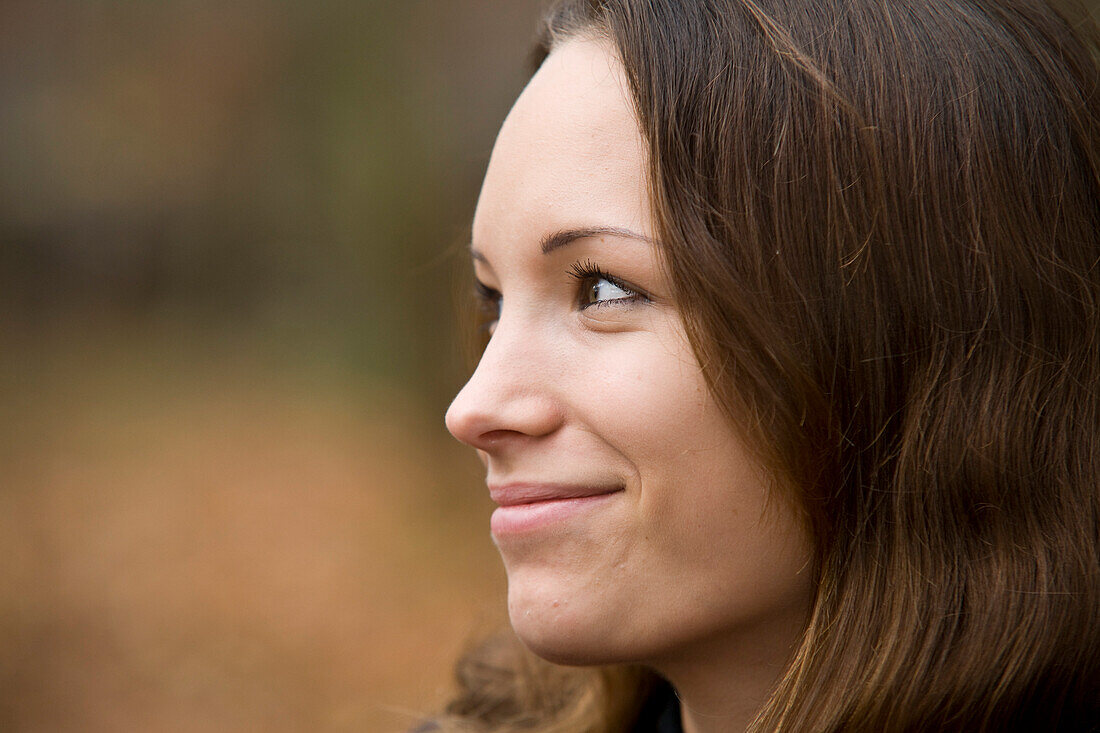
xmin=436 ymin=0 xmax=1100 ymax=730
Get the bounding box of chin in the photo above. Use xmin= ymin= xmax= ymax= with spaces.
xmin=510 ymin=614 xmax=614 ymax=666
xmin=505 ymin=576 xmax=636 ymax=666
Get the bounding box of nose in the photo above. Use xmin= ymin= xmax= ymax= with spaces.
xmin=445 ymin=316 xmax=563 ymax=452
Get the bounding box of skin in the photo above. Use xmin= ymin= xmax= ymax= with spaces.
xmin=445 ymin=38 xmax=814 ymax=733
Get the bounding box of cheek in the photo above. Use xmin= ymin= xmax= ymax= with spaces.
xmin=578 ymin=330 xmax=813 ymax=626
xmin=583 ymin=329 xmax=713 ymax=458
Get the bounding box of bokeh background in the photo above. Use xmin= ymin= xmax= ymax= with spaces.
xmin=0 ymin=1 xmax=546 ymax=730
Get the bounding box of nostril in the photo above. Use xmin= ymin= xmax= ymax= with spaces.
xmin=477 ymin=429 xmax=521 ymax=446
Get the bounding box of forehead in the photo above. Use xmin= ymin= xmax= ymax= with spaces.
xmin=472 ymin=39 xmax=651 ymax=250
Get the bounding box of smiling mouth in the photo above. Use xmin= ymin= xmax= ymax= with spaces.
xmin=488 ymin=482 xmax=624 ymax=507
xmin=487 ymin=483 xmax=624 ymax=537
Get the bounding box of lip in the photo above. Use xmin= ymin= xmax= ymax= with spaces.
xmin=489 ymin=482 xmax=622 ymax=506
xmin=488 ymin=482 xmax=623 ymax=536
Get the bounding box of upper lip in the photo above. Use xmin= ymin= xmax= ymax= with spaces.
xmin=488 ymin=482 xmax=623 ymax=507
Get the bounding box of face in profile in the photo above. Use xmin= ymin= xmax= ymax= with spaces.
xmin=446 ymin=39 xmax=813 ymax=672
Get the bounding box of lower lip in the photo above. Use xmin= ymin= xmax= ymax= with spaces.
xmin=490 ymin=493 xmax=620 ymax=537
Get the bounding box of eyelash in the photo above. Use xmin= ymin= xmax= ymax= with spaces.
xmin=567 ymin=259 xmax=647 ymax=309
xmin=472 ymin=259 xmax=648 ymax=330
xmin=474 ymin=280 xmax=501 ymax=334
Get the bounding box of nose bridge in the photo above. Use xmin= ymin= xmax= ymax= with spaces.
xmin=445 ymin=309 xmax=561 ymax=446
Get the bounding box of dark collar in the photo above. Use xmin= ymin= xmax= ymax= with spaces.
xmin=630 ymin=680 xmax=682 ymax=733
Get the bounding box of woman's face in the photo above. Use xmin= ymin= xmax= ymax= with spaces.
xmin=446 ymin=39 xmax=813 ymax=669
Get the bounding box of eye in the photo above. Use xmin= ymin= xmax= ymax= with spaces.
xmin=474 ymin=279 xmax=501 ymax=333
xmin=584 ymin=276 xmax=635 ymax=306
xmin=569 ymin=259 xmax=646 ymax=310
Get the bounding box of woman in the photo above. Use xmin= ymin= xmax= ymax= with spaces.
xmin=439 ymin=0 xmax=1100 ymax=730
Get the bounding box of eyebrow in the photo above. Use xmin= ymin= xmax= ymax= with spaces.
xmin=470 ymin=225 xmax=654 ymax=263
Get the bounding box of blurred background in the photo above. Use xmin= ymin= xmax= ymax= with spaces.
xmin=0 ymin=1 xmax=545 ymax=730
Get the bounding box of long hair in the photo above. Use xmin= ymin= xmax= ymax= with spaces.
xmin=437 ymin=1 xmax=1100 ymax=730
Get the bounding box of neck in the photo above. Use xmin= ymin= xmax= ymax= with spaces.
xmin=670 ymin=662 xmax=776 ymax=733
xmin=649 ymin=612 xmax=804 ymax=733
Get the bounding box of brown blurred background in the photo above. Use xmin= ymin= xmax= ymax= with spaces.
xmin=0 ymin=1 xmax=545 ymax=730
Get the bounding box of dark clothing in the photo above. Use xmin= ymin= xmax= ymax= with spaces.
xmin=630 ymin=680 xmax=683 ymax=733
xmin=412 ymin=681 xmax=683 ymax=733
